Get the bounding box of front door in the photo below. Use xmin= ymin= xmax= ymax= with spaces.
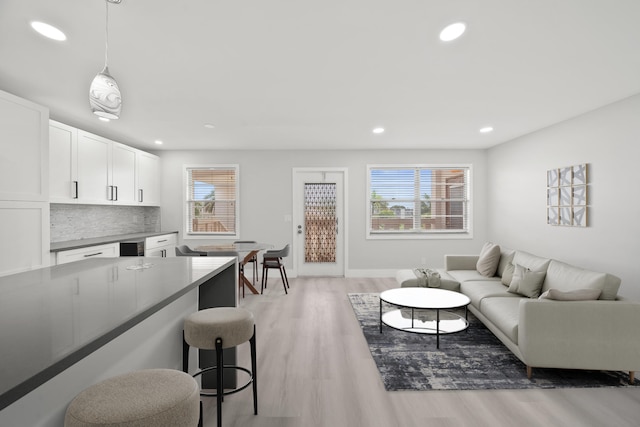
xmin=293 ymin=169 xmax=346 ymax=276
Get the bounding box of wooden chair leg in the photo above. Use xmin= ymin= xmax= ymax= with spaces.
xmin=261 ymin=264 xmax=268 ymax=293
xmin=526 ymin=366 xmax=532 ymax=379
xmin=279 ymin=266 xmax=288 ymax=294
xmin=281 ymin=264 xmax=290 ymax=289
xmin=630 ymin=371 xmax=635 ymax=384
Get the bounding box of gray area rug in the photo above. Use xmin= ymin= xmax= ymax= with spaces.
xmin=349 ymin=292 xmax=639 ymax=391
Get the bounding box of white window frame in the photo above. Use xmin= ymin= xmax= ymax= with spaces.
xmin=366 ymin=164 xmax=473 ymax=240
xmin=184 ymin=164 xmax=240 ymax=239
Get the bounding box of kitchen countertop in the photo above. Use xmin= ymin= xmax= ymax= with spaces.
xmin=50 ymin=231 xmax=179 ymax=252
xmin=0 ymin=256 xmax=235 ymax=411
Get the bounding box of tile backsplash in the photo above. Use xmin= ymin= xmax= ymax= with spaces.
xmin=51 ymin=204 xmax=161 ymax=243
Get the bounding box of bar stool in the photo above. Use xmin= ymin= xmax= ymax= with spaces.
xmin=64 ymin=369 xmax=201 ymax=427
xmin=183 ymin=307 xmax=257 ymax=427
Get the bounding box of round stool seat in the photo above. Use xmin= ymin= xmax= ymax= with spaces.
xmin=64 ymin=369 xmax=200 ymax=427
xmin=184 ymin=307 xmax=254 ymax=349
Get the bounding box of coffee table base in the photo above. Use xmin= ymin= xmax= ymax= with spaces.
xmin=380 ymin=307 xmax=469 ymax=349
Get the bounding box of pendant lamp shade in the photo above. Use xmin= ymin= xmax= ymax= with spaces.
xmin=90 ymin=0 xmax=121 ymax=119
xmin=90 ymin=66 xmax=121 ymax=119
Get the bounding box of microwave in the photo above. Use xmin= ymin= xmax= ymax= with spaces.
xmin=120 ymin=240 xmax=145 ymax=256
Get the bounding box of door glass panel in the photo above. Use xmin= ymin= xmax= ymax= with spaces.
xmin=304 ymin=183 xmax=336 ymax=263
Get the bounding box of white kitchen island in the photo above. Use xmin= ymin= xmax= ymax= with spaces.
xmin=0 ymin=256 xmax=237 ymax=427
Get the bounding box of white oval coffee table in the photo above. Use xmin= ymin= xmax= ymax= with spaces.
xmin=379 ymin=287 xmax=471 ymax=349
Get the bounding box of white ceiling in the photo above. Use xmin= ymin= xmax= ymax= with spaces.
xmin=1 ymin=0 xmax=639 ymax=151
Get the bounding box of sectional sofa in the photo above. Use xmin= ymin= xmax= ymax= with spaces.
xmin=396 ymin=243 xmax=640 ymax=383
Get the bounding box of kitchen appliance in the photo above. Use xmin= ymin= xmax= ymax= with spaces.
xmin=120 ymin=240 xmax=144 ymax=256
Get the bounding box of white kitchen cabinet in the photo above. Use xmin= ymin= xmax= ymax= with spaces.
xmin=77 ymin=131 xmax=112 ymax=204
xmin=111 ymin=142 xmax=138 ymax=205
xmin=145 ymin=233 xmax=177 ymax=258
xmin=0 ymin=201 xmax=50 ymax=276
xmin=0 ymin=90 xmax=49 ymax=277
xmin=50 ymin=122 xmax=159 ymax=206
xmin=0 ymin=90 xmax=48 ymax=202
xmin=56 ymin=243 xmax=120 ymax=265
xmin=49 ymin=121 xmax=78 ymax=203
xmin=136 ymin=151 xmax=160 ymax=206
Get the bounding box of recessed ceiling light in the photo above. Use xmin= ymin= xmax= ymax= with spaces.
xmin=31 ymin=21 xmax=67 ymax=41
xmin=204 ymin=123 xmax=215 ymax=129
xmin=479 ymin=126 xmax=494 ymax=134
xmin=439 ymin=22 xmax=466 ymax=42
xmin=154 ymin=140 xmax=163 ymax=145
xmin=372 ymin=127 xmax=385 ymax=134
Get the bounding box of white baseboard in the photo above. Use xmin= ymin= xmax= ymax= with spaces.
xmin=285 ymin=269 xmax=396 ymax=279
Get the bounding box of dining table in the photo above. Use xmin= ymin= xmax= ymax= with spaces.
xmin=196 ymin=242 xmax=273 ymax=295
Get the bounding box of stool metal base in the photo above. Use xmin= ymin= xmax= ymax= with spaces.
xmin=194 ymin=365 xmax=253 ymax=397
xmin=183 ymin=325 xmax=258 ymax=427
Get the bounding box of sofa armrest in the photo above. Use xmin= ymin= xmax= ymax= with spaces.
xmin=518 ymin=299 xmax=640 ymax=371
xmin=444 ymin=255 xmax=478 ymax=271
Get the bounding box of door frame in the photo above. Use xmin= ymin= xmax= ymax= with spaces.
xmin=291 ymin=167 xmax=348 ymax=277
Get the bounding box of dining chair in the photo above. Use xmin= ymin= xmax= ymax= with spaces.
xmin=175 ymin=245 xmax=206 ymax=256
xmin=261 ymin=244 xmax=290 ymax=295
xmin=234 ymin=240 xmax=258 ymax=285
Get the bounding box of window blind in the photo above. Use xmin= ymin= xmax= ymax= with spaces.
xmin=368 ymin=166 xmax=470 ymax=235
xmin=186 ymin=166 xmax=238 ymax=235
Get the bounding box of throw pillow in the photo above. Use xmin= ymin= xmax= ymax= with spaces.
xmin=539 ymin=288 xmax=602 ymax=301
xmin=508 ymin=264 xmax=546 ymax=298
xmin=476 ymin=242 xmax=501 ymax=277
xmin=501 ymin=263 xmax=515 ymax=286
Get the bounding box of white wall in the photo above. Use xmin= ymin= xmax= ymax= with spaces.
xmin=487 ymin=94 xmax=640 ymax=300
xmin=158 ymin=149 xmax=488 ymax=276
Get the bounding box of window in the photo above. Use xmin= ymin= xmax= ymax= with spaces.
xmin=185 ymin=165 xmax=238 ymax=237
xmin=367 ymin=165 xmax=471 ymax=238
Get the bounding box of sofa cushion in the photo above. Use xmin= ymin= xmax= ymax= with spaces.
xmin=448 ymin=269 xmax=500 ymax=283
xmin=541 ymin=260 xmax=620 ymax=300
xmin=496 ymin=248 xmax=515 ymax=278
xmin=476 ymin=242 xmax=501 ymax=277
xmin=508 ymin=264 xmax=546 ymax=298
xmin=539 ymin=288 xmax=601 ymax=301
xmin=501 ymin=262 xmax=515 ymax=286
xmin=480 ymin=297 xmax=521 ymax=344
xmin=512 ymin=250 xmax=551 ymax=272
xmin=460 ymin=280 xmax=520 ymax=309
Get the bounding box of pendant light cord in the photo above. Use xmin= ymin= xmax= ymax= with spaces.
xmin=104 ymin=0 xmax=109 ymax=69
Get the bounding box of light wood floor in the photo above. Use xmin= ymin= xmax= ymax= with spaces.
xmin=202 ymin=277 xmax=640 ymax=427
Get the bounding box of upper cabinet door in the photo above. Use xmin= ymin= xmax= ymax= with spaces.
xmin=0 ymin=90 xmax=48 ymax=202
xmin=111 ymin=142 xmax=137 ymax=205
xmin=137 ymin=151 xmax=160 ymax=206
xmin=49 ymin=121 xmax=78 ymax=203
xmin=77 ymin=131 xmax=111 ymax=204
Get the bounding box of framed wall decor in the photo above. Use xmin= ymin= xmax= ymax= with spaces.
xmin=546 ymin=163 xmax=588 ymax=227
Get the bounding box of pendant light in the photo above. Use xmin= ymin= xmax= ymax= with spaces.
xmin=89 ymin=0 xmax=122 ymax=120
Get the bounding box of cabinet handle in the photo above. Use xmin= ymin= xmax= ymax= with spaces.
xmin=139 ymin=189 xmax=144 ymax=203
xmin=84 ymin=252 xmax=103 ymax=258
xmin=108 ymin=186 xmax=113 ymax=201
xmin=114 ymin=186 xmax=118 ymax=201
xmin=73 ymin=181 xmax=79 ymax=199
xmin=161 ymin=249 xmax=166 ymax=257
xmin=158 ymin=239 xmax=168 ymax=243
